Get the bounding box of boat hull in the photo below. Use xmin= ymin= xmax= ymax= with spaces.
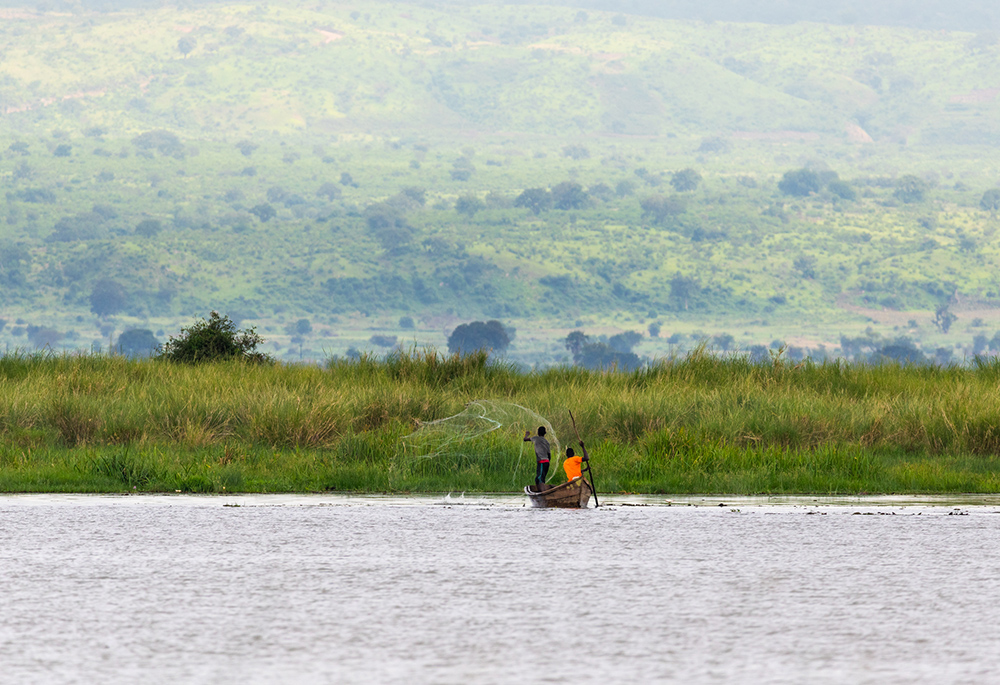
xmin=524 ymin=477 xmax=593 ymax=508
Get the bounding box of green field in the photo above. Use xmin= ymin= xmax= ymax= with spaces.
xmin=3 ymin=351 xmax=1000 ymax=494
xmin=2 ymin=1 xmax=1000 ymax=365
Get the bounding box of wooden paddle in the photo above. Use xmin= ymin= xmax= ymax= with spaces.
xmin=569 ymin=410 xmax=599 ymax=507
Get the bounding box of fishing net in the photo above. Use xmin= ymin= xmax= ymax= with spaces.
xmin=402 ymin=400 xmax=561 ymax=484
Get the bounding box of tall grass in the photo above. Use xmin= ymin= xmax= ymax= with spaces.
xmin=3 ymin=350 xmax=1000 ymax=493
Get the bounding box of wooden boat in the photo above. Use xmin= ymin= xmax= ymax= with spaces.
xmin=524 ymin=477 xmax=593 ymax=509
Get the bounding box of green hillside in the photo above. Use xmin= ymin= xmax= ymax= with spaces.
xmin=2 ymin=1 xmax=1000 ymax=364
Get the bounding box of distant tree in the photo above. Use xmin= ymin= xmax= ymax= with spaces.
xmin=369 ymin=334 xmax=397 ymax=347
xmin=90 ymin=279 xmax=127 ymax=317
xmin=793 ymin=255 xmax=818 ymax=279
xmin=615 ymin=180 xmax=636 ymax=197
xmin=266 ymin=186 xmax=287 ymax=203
xmin=399 ymin=316 xmax=415 ymax=329
xmin=778 ymin=168 xmax=821 ymax=196
xmin=317 ymin=182 xmax=342 ymax=200
xmin=340 ymin=172 xmax=357 ymax=187
xmin=712 ymin=333 xmax=735 ymax=351
xmin=828 ymin=180 xmax=857 ymax=200
xmin=135 ymin=219 xmax=163 ymax=237
xmin=400 ymin=187 xmax=427 ymax=206
xmin=640 ymin=194 xmax=686 ymax=224
xmin=455 ymin=194 xmax=486 ymax=217
xmin=514 ymin=188 xmax=552 ymax=215
xmin=116 ymin=329 xmax=160 ymax=357
xmin=293 ymin=319 xmax=312 ymax=336
xmin=177 ymin=36 xmax=196 ymax=56
xmin=132 ymin=130 xmax=185 ymax=157
xmin=160 ymin=311 xmax=270 ymax=364
xmin=562 ymin=145 xmax=590 ymax=160
xmin=980 ymin=188 xmax=1000 ymax=215
xmin=250 ymin=203 xmax=277 ymax=222
xmin=27 ymin=325 xmax=63 ymax=349
xmin=564 ymin=330 xmax=589 ymax=358
xmin=670 ymin=168 xmax=702 ymax=192
xmin=670 ymin=273 xmax=699 ymax=310
xmin=9 ymin=141 xmax=29 ymax=155
xmin=577 ymin=343 xmax=640 ymax=371
xmin=236 ymin=140 xmax=258 ymax=157
xmin=447 ymin=320 xmax=511 ymax=355
xmin=608 ymin=331 xmax=642 ymax=353
xmin=973 ymin=333 xmax=989 ymax=355
xmin=53 ymin=144 xmax=72 ymax=157
xmin=934 ymin=304 xmax=957 ymax=333
xmin=874 ymin=339 xmax=926 ymax=365
xmin=648 ymin=322 xmax=661 ymax=338
xmin=894 ymin=175 xmax=929 ymax=203
xmin=0 ymin=242 xmax=30 ymax=286
xmin=551 ymin=182 xmax=589 ymax=210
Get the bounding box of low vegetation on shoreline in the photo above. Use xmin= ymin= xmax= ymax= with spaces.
xmin=3 ymin=349 xmax=1000 ymax=494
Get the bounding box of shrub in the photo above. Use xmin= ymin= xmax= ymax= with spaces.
xmin=447 ymin=320 xmax=511 ymax=355
xmin=670 ymin=168 xmax=702 ymax=192
xmin=159 ymin=311 xmax=271 ymax=364
xmin=90 ymin=279 xmax=127 ymax=317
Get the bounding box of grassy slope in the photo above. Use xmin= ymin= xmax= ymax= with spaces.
xmin=3 ymin=352 xmax=1000 ymax=494
xmin=2 ymin=2 xmax=1000 ymax=363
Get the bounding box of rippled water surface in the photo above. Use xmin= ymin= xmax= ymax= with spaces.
xmin=2 ymin=494 xmax=1000 ymax=684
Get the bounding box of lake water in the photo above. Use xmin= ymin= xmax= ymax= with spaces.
xmin=2 ymin=494 xmax=1000 ymax=684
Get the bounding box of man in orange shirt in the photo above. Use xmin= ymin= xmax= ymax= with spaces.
xmin=562 ymin=441 xmax=590 ymax=481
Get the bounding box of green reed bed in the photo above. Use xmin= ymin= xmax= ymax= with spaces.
xmin=3 ymin=350 xmax=1000 ymax=494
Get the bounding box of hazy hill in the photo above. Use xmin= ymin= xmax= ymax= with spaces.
xmin=1 ymin=0 xmax=1000 ymax=363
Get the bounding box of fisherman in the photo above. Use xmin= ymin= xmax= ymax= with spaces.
xmin=524 ymin=426 xmax=551 ymax=488
xmin=562 ymin=443 xmax=590 ymax=481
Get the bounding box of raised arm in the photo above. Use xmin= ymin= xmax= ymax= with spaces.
xmin=578 ymin=440 xmax=590 ymax=460
xmin=524 ymin=430 xmax=532 ymax=442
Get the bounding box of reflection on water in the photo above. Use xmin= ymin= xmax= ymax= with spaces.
xmin=1 ymin=495 xmax=999 ymax=684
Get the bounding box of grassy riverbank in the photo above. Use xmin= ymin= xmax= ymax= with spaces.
xmin=3 ymin=351 xmax=1000 ymax=494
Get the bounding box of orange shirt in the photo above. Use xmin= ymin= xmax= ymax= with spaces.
xmin=563 ymin=456 xmax=584 ymax=481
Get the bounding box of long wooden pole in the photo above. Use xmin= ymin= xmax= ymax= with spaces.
xmin=569 ymin=410 xmax=598 ymax=507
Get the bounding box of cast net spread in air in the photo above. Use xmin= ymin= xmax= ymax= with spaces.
xmin=401 ymin=400 xmax=561 ymax=484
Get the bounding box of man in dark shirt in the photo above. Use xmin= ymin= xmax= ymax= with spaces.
xmin=524 ymin=426 xmax=551 ymax=488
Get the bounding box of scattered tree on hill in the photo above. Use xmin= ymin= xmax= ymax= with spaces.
xmin=640 ymin=195 xmax=686 ymax=224
xmin=778 ymin=168 xmax=821 ymax=196
xmin=670 ymin=168 xmax=702 ymax=192
xmin=317 ymin=182 xmax=342 ymax=200
xmin=53 ymin=144 xmax=72 ymax=157
xmin=894 ymin=175 xmax=929 ymax=203
xmin=447 ymin=320 xmax=511 ymax=355
xmin=648 ymin=322 xmax=661 ymax=338
xmin=132 ymin=130 xmax=185 ymax=158
xmin=135 ymin=219 xmax=162 ymax=237
xmin=455 ymin=194 xmax=486 ymax=217
xmin=159 ymin=311 xmax=270 ymax=363
xmin=828 ymin=180 xmax=857 ymax=200
xmin=177 ymin=36 xmax=196 ymax=56
xmin=250 ymin=203 xmax=276 ymax=222
xmin=369 ymin=334 xmax=397 ymax=347
xmin=236 ymin=140 xmax=258 ymax=157
xmin=514 ymin=188 xmax=552 ymax=215
xmin=89 ymin=279 xmax=127 ymax=317
xmin=116 ymin=329 xmax=160 ymax=357
xmin=981 ymin=188 xmax=1000 ymax=215
xmin=615 ymin=180 xmax=636 ymax=197
xmin=562 ymin=145 xmax=590 ymax=160
xmin=670 ymin=273 xmax=699 ymax=310
xmin=793 ymin=255 xmax=818 ymax=279
xmin=0 ymin=243 xmax=30 ymax=286
xmin=551 ymin=181 xmax=589 ymax=210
